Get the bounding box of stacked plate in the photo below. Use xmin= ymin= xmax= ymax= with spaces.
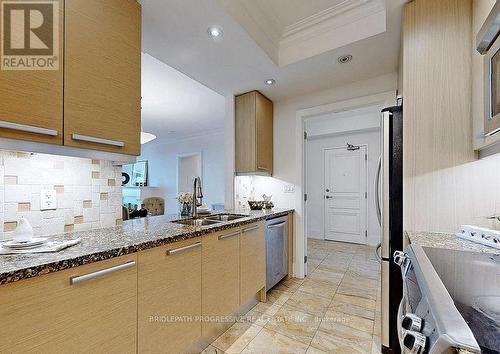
xmin=2 ymin=238 xmax=47 ymax=250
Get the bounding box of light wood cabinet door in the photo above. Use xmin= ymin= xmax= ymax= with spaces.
xmin=138 ymin=238 xmax=202 ymax=353
xmin=235 ymin=91 xmax=257 ymax=173
xmin=64 ymin=0 xmax=141 ymax=155
xmin=0 ymin=0 xmax=63 ymax=144
xmin=256 ymin=93 xmax=273 ymax=174
xmin=240 ymin=221 xmax=265 ymax=304
xmin=202 ymin=228 xmax=240 ymax=341
xmin=0 ymin=254 xmax=137 ymax=354
xmin=235 ymin=91 xmax=273 ymax=174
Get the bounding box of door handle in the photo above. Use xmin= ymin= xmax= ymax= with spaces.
xmin=325 ymin=196 xmax=332 ymax=199
xmin=375 ymin=156 xmax=382 ymax=226
xmin=70 ymin=260 xmax=135 ymax=285
xmin=0 ymin=120 xmax=58 ymax=136
xmin=72 ymin=133 xmax=125 ymax=147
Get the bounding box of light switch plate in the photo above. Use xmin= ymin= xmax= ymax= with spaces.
xmin=40 ymin=189 xmax=57 ymax=210
xmin=283 ymin=184 xmax=295 ymax=193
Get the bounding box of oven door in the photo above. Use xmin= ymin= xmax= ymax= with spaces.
xmin=484 ymin=34 xmax=500 ymax=136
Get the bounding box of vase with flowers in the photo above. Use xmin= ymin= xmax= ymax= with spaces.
xmin=177 ymin=192 xmax=193 ymax=217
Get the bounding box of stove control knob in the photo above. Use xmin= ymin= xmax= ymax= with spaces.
xmin=394 ymin=251 xmax=408 ymax=267
xmin=403 ymin=330 xmax=427 ymax=354
xmin=402 ymin=313 xmax=423 ymax=332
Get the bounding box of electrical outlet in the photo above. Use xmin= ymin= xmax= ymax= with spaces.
xmin=283 ymin=184 xmax=295 ymax=193
xmin=40 ymin=189 xmax=57 ymax=210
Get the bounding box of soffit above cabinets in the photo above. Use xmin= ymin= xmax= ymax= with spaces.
xmin=218 ymin=0 xmax=387 ymax=67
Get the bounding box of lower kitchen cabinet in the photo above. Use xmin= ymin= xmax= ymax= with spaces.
xmin=240 ymin=221 xmax=265 ymax=304
xmin=202 ymin=227 xmax=241 ymax=342
xmin=0 ymin=254 xmax=137 ymax=354
xmin=137 ymin=237 xmax=202 ymax=353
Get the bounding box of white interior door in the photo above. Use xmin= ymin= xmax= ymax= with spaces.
xmin=323 ymin=146 xmax=367 ymax=244
xmin=178 ymin=154 xmax=201 ymax=194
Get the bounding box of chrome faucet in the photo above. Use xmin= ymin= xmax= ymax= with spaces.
xmin=192 ymin=177 xmax=203 ymax=217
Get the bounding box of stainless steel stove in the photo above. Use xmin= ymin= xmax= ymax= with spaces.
xmin=394 ymin=245 xmax=500 ymax=354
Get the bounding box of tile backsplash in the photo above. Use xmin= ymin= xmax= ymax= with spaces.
xmin=0 ymin=150 xmax=122 ymax=240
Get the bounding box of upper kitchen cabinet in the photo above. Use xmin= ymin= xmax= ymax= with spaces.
xmin=64 ymin=0 xmax=141 ymax=155
xmin=0 ymin=0 xmax=64 ymax=145
xmin=235 ymin=91 xmax=273 ymax=175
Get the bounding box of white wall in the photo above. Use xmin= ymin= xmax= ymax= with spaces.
xmin=239 ymin=72 xmax=397 ymax=276
xmin=305 ymin=130 xmax=381 ymax=245
xmin=140 ymin=131 xmax=225 ymax=213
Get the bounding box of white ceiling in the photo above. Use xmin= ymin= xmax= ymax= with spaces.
xmin=141 ymin=53 xmax=225 ymax=142
xmin=141 ymin=0 xmax=406 ymax=101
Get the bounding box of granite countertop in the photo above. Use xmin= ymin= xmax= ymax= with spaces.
xmin=405 ymin=230 xmax=500 ymax=256
xmin=0 ymin=208 xmax=293 ymax=285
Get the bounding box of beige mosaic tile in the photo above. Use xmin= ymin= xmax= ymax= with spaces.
xmin=323 ymin=309 xmax=374 ymax=334
xmin=4 ymin=221 xmax=17 ymax=232
xmin=64 ymin=224 xmax=74 ymax=232
xmin=17 ymin=202 xmax=30 ymax=212
xmin=83 ymin=200 xmax=92 ymax=208
xmin=91 ymin=171 xmax=100 ymax=179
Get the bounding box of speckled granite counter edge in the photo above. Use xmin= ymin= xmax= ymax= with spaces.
xmin=0 ymin=210 xmax=293 ymax=285
xmin=405 ymin=230 xmax=500 ymax=255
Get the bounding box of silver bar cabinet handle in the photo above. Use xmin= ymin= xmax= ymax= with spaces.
xmin=242 ymin=225 xmax=259 ymax=233
xmin=218 ymin=231 xmax=240 ymax=240
xmin=0 ymin=121 xmax=58 ymax=136
xmin=70 ymin=260 xmax=135 ymax=285
xmin=267 ymin=221 xmax=287 ymax=229
xmin=167 ymin=242 xmax=201 ymax=255
xmin=257 ymin=166 xmax=269 ymax=171
xmin=72 ymin=133 xmax=124 ymax=147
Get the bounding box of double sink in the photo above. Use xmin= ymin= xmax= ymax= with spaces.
xmin=171 ymin=214 xmax=247 ymax=226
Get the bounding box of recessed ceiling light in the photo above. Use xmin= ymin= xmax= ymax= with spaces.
xmin=207 ymin=26 xmax=223 ymax=40
xmin=265 ymin=79 xmax=276 ymax=85
xmin=338 ymin=54 xmax=353 ymax=64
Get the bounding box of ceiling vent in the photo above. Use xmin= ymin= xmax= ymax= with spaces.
xmin=337 ymin=54 xmax=353 ymax=64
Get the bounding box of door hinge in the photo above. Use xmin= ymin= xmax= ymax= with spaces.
xmin=304 ymin=193 xmax=307 ymax=202
xmin=304 ymin=255 xmax=308 ymax=263
xmin=365 ymin=191 xmax=367 ymax=199
xmin=365 ymin=153 xmax=367 ymax=161
xmin=365 ymin=230 xmax=368 ymax=237
xmin=304 ymin=131 xmax=308 ymax=140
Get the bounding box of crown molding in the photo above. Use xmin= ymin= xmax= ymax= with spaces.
xmin=282 ymin=0 xmax=370 ymax=38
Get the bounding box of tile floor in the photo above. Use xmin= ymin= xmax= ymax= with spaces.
xmin=203 ymin=239 xmax=382 ymax=354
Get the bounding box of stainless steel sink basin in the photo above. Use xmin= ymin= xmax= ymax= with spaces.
xmin=172 ymin=218 xmax=221 ymax=226
xmin=204 ymin=214 xmax=247 ymax=222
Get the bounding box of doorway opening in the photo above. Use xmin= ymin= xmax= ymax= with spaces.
xmin=177 ymin=152 xmax=202 ymax=194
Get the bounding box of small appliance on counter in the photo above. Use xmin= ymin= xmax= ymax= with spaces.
xmin=248 ymin=195 xmax=274 ymax=210
xmin=394 ymin=245 xmax=500 ymax=353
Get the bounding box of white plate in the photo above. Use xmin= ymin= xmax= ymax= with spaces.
xmin=3 ymin=237 xmax=47 ymax=249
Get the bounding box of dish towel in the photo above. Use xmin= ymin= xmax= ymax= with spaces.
xmin=0 ymin=238 xmax=81 ymax=255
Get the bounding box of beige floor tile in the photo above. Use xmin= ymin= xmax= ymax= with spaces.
xmin=308 ymin=269 xmax=344 ymax=286
xmin=267 ymin=289 xmax=292 ymax=306
xmin=298 ymin=278 xmax=338 ymax=298
xmin=264 ymin=305 xmax=321 ymax=345
xmin=329 ymin=299 xmax=375 ymax=320
xmin=225 ymin=324 xmax=262 ymax=353
xmin=212 ymin=322 xmax=255 ymax=352
xmin=336 ymin=283 xmax=378 ymax=301
xmin=305 ymin=345 xmax=330 ymax=354
xmin=322 ymin=310 xmax=374 ymax=334
xmin=274 ymin=278 xmax=303 ymax=293
xmin=201 ymin=344 xmax=225 ymax=354
xmin=242 ymin=308 xmax=272 ymax=327
xmin=284 ymin=290 xmax=332 ymax=317
xmin=310 ymin=329 xmax=372 ymax=354
xmin=333 ymin=293 xmax=377 ymax=311
xmin=252 ymin=302 xmax=282 ymax=317
xmin=241 ymin=328 xmax=309 ymax=354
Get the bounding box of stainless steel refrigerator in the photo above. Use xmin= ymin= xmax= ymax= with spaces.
xmin=376 ymin=105 xmax=403 ymax=354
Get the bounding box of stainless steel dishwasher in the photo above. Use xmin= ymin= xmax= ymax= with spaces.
xmin=266 ymin=215 xmax=289 ymax=290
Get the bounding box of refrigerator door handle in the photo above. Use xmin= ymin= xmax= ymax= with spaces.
xmin=375 ymin=156 xmax=382 ymax=226
xmin=381 ymin=110 xmax=391 ymax=259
